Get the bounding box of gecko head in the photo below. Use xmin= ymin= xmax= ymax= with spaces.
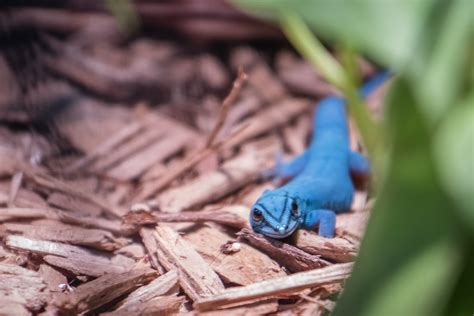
xmin=250 ymin=190 xmax=304 ymax=239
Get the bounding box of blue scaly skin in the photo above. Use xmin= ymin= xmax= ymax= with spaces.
xmin=250 ymin=73 xmax=389 ymax=238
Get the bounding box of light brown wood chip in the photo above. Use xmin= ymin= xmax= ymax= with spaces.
xmin=0 ymin=183 xmax=49 ymax=209
xmin=114 ymin=269 xmax=179 ymax=311
xmin=5 ymin=235 xmax=133 ymax=276
xmin=24 ymin=169 xmax=123 ymax=218
xmin=155 ymin=149 xmax=272 ymax=213
xmin=103 ymin=295 xmax=185 ymax=316
xmin=199 ymin=299 xmax=279 ymax=316
xmin=139 ymin=227 xmax=166 ymax=274
xmin=38 ymin=264 xmax=68 ymax=293
xmin=0 ymin=207 xmax=58 ymax=222
xmin=106 ymin=129 xmax=191 ymax=180
xmin=53 ymin=268 xmax=158 ymax=314
xmin=194 ymin=263 xmax=353 ymax=311
xmin=336 ymin=211 xmax=370 ymax=241
xmin=0 ymin=263 xmax=49 ymax=312
xmin=237 ymin=228 xmax=330 ymax=272
xmin=183 ymin=225 xmax=286 ymax=286
xmin=153 ymin=224 xmax=225 ymax=301
xmin=0 ymin=222 xmax=130 ymax=251
xmin=43 ymin=255 xmax=129 ymax=277
xmin=292 ymin=230 xmax=358 ymax=263
xmin=223 ymin=98 xmax=310 ymax=149
xmin=47 ymin=191 xmax=102 ymax=217
xmin=123 ymin=208 xmax=248 ymax=231
xmin=0 ymin=301 xmax=31 ymax=316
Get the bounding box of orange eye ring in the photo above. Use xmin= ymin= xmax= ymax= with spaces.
xmin=252 ymin=209 xmax=263 ymax=222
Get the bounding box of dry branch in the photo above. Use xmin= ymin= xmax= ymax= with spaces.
xmin=135 ymin=99 xmax=303 ymax=202
xmin=206 ymin=67 xmax=248 ymax=147
xmin=230 ymin=47 xmax=287 ymax=102
xmin=152 ymin=225 xmax=225 ymax=301
xmin=132 ymin=122 xmax=249 ymax=201
xmin=238 ymin=228 xmax=330 ymax=272
xmin=194 ymin=263 xmax=353 ymax=311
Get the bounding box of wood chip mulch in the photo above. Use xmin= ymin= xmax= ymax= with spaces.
xmin=0 ymin=5 xmax=387 ymax=315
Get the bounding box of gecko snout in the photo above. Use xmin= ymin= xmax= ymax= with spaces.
xmin=275 ymin=226 xmax=285 ymax=234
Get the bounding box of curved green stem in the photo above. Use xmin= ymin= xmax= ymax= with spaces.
xmin=280 ymin=13 xmax=381 ymax=160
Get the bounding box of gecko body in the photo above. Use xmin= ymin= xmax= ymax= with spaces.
xmin=250 ymin=73 xmax=389 ymax=238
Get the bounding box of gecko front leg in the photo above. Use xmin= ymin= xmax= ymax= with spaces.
xmin=263 ymin=150 xmax=309 ymax=181
xmin=302 ymin=209 xmax=336 ymax=238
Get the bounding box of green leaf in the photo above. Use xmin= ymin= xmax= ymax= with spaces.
xmin=362 ymin=240 xmax=462 ymax=316
xmin=279 ymin=14 xmax=380 ymax=161
xmin=333 ymin=79 xmax=465 ymax=316
xmin=234 ymin=0 xmax=432 ymax=69
xmin=234 ymin=0 xmax=473 ymax=123
xmin=434 ymin=94 xmax=474 ymax=231
xmin=409 ymin=0 xmax=473 ymax=123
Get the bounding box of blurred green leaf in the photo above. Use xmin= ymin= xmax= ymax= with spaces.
xmin=234 ymin=0 xmax=473 ymax=123
xmin=105 ymin=0 xmax=140 ymax=34
xmin=410 ymin=0 xmax=473 ymax=123
xmin=233 ymin=1 xmax=474 ymax=314
xmin=279 ymin=14 xmax=380 ymax=160
xmin=234 ymin=0 xmax=432 ymax=69
xmin=435 ymin=94 xmax=474 ymax=231
xmin=362 ymin=240 xmax=461 ymax=316
xmin=333 ymin=79 xmax=465 ymax=316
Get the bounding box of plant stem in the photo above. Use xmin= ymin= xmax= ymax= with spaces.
xmin=280 ymin=12 xmax=380 ymax=159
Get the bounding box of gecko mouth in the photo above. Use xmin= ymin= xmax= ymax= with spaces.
xmin=258 ymin=224 xmax=298 ymax=239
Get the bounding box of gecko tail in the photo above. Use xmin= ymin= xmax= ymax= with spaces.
xmin=359 ymin=71 xmax=391 ymax=98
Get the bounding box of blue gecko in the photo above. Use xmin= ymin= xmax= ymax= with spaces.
xmin=250 ymin=73 xmax=389 ymax=238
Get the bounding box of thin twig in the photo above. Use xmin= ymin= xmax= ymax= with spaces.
xmin=205 ymin=67 xmax=248 ymax=148
xmin=133 ymin=123 xmax=250 ymax=201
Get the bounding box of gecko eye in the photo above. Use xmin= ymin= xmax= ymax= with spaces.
xmin=252 ymin=209 xmax=263 ymax=222
xmin=291 ymin=201 xmax=299 ymax=216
